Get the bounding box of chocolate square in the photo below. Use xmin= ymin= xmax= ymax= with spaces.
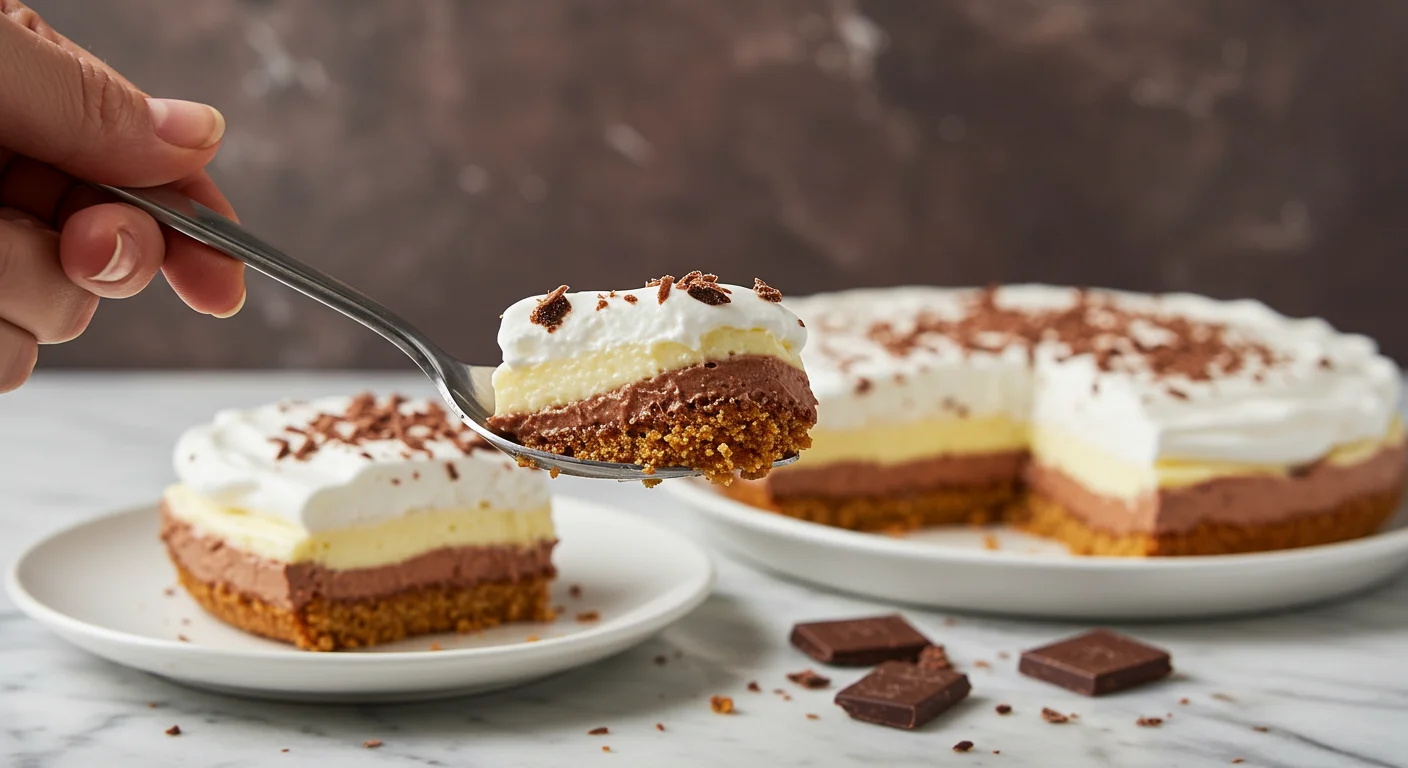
xmin=1019 ymin=629 xmax=1172 ymax=696
xmin=834 ymin=662 xmax=971 ymax=730
xmin=790 ymin=615 xmax=931 ymax=666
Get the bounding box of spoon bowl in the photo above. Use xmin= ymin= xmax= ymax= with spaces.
xmin=96 ymin=183 xmax=797 ymax=481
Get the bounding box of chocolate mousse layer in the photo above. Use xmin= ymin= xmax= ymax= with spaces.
xmin=160 ymin=508 xmax=556 ymax=609
xmin=1025 ymin=441 xmax=1407 ymax=535
xmin=764 ymin=451 xmax=1027 ymax=499
xmin=487 ymin=354 xmax=817 ymax=436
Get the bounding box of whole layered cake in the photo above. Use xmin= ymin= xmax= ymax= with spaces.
xmin=487 ymin=273 xmax=818 ymax=483
xmin=726 ymin=286 xmax=1405 ymax=556
xmin=162 ymin=393 xmax=555 ymax=650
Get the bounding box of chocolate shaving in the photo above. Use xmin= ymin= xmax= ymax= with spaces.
xmin=1041 ymin=707 xmax=1070 ymax=724
xmin=529 ymin=285 xmax=572 ymax=332
xmin=596 ymin=299 xmax=608 ymax=311
xmin=918 ymin=645 xmax=952 ymax=671
xmin=848 ymin=288 xmax=1285 ymax=383
xmin=269 ymin=438 xmax=291 ymax=459
xmin=588 ymin=727 xmax=609 ymax=735
xmin=656 ymin=275 xmax=675 ymax=304
xmin=624 ymin=294 xmax=639 ymax=304
xmin=953 ymin=741 xmax=974 ymax=753
xmin=747 ymin=681 xmax=760 ymax=692
xmin=165 ymin=725 xmax=181 ymax=736
xmin=1136 ymin=717 xmax=1163 ymax=728
xmin=753 ymin=278 xmax=783 ymax=302
xmin=363 ymin=740 xmax=382 ymax=749
xmin=445 ymin=462 xmax=459 ymax=480
xmin=995 ymin=704 xmax=1012 ymax=715
xmin=786 ymin=669 xmax=831 ymax=689
xmin=710 ymin=696 xmax=735 ymax=714
xmin=275 ymin=393 xmax=486 ymax=463
xmin=687 ymin=283 xmax=731 ymax=305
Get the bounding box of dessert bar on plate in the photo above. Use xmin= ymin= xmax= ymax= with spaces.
xmin=725 ymin=285 xmax=1405 ymax=556
xmin=488 ymin=273 xmax=818 ymax=483
xmin=162 ymin=393 xmax=555 ymax=650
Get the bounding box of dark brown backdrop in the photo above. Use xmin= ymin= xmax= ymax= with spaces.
xmin=30 ymin=0 xmax=1408 ymax=368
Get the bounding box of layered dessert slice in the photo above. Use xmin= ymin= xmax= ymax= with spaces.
xmin=726 ymin=285 xmax=1405 ymax=556
xmin=487 ymin=273 xmax=818 ymax=483
xmin=162 ymin=393 xmax=555 ymax=650
xmin=725 ymin=287 xmax=1039 ymax=532
xmin=1018 ymin=290 xmax=1406 ymax=555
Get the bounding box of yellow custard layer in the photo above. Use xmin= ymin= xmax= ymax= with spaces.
xmin=1033 ymin=419 xmax=1405 ymax=501
xmin=788 ymin=417 xmax=1405 ymax=501
xmin=492 ymin=327 xmax=804 ymax=415
xmin=163 ymin=484 xmax=555 ymax=570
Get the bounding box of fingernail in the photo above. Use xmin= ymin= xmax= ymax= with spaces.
xmin=147 ymin=98 xmax=225 ymax=150
xmin=92 ymin=230 xmax=138 ymax=283
xmin=212 ymin=289 xmax=246 ymax=319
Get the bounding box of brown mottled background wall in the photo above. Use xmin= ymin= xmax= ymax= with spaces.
xmin=30 ymin=0 xmax=1408 ymax=368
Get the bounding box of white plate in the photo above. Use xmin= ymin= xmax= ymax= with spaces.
xmin=666 ymin=480 xmax=1408 ymax=620
xmin=6 ymin=496 xmax=713 ymax=703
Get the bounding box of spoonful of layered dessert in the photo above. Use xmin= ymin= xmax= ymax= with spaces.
xmin=94 ymin=183 xmax=815 ymax=482
xmin=487 ymin=273 xmax=818 ymax=484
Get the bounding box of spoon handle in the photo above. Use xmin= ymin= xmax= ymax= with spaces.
xmin=93 ymin=183 xmax=448 ymax=374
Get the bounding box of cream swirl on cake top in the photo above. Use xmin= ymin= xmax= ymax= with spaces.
xmin=174 ymin=394 xmax=550 ymax=533
xmin=493 ymin=274 xmax=809 ymax=415
xmin=786 ymin=285 xmax=1401 ymax=496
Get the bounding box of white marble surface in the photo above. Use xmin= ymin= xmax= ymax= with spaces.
xmin=4 ymin=372 xmax=1408 ymax=768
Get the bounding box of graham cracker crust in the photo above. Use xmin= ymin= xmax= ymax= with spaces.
xmin=514 ymin=400 xmax=813 ymax=484
xmin=173 ymin=562 xmax=553 ymax=651
xmin=1013 ymin=489 xmax=1404 ymax=557
xmin=723 ymin=480 xmax=1015 ymax=533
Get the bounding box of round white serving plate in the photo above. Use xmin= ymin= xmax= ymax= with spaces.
xmin=6 ymin=496 xmax=713 ymax=703
xmin=665 ymin=480 xmax=1408 ymax=620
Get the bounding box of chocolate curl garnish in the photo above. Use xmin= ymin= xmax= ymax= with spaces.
xmin=529 ymin=285 xmax=572 ymax=332
xmin=753 ymin=278 xmax=783 ymax=302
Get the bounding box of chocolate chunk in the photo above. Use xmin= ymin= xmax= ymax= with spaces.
xmin=1019 ymin=629 xmax=1172 ymax=696
xmin=790 ymin=615 xmax=931 ymax=666
xmin=833 ymin=662 xmax=971 ymax=730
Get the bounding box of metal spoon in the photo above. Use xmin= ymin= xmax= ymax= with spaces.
xmin=95 ymin=183 xmax=797 ymax=481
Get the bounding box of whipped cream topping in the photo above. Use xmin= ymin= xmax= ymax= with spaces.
xmin=789 ymin=285 xmax=1401 ymax=466
xmin=497 ymin=278 xmax=808 ymax=367
xmin=174 ymin=395 xmax=551 ymax=532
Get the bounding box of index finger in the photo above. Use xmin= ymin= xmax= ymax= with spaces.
xmin=1 ymin=0 xmax=145 ymax=93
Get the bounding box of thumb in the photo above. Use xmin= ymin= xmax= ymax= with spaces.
xmin=0 ymin=16 xmax=225 ymax=187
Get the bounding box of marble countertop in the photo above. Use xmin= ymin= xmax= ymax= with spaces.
xmin=4 ymin=372 xmax=1407 ymax=768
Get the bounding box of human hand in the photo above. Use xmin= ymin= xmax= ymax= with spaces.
xmin=0 ymin=2 xmax=247 ymax=392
